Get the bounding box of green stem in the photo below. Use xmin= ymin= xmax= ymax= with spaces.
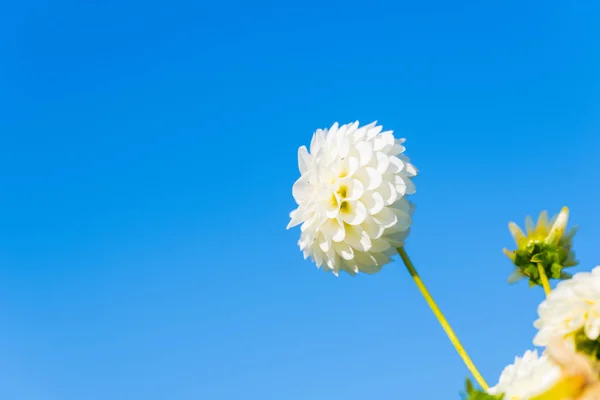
xmin=397 ymin=247 xmax=489 ymax=391
xmin=537 ymin=262 xmax=551 ymax=297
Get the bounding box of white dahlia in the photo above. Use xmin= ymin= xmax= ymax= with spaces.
xmin=286 ymin=121 xmax=417 ymax=276
xmin=488 ymin=350 xmax=562 ymax=400
xmin=534 ymin=266 xmax=600 ymax=347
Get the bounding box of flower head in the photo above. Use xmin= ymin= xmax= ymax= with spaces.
xmin=534 ymin=266 xmax=600 ymax=353
xmin=286 ymin=121 xmax=417 ymax=276
xmin=488 ymin=350 xmax=562 ymax=400
xmin=503 ymin=208 xmax=578 ymax=287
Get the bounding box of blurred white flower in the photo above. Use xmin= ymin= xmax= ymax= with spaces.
xmin=488 ymin=350 xmax=562 ymax=400
xmin=533 ymin=337 xmax=600 ymax=400
xmin=534 ymin=266 xmax=600 ymax=348
xmin=287 ymin=121 xmax=417 ymax=276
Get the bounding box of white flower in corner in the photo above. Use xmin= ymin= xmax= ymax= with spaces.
xmin=534 ymin=266 xmax=600 ymax=348
xmin=488 ymin=350 xmax=562 ymax=400
xmin=286 ymin=121 xmax=417 ymax=276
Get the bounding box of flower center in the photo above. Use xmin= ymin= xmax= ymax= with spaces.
xmin=340 ymin=200 xmax=350 ymax=213
xmin=330 ymin=171 xmax=348 ymax=185
xmin=329 ymin=193 xmax=339 ymax=209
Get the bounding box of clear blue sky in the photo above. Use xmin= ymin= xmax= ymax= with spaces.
xmin=1 ymin=0 xmax=599 ymax=399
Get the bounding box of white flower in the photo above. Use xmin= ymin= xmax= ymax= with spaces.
xmin=540 ymin=337 xmax=600 ymax=400
xmin=534 ymin=266 xmax=600 ymax=347
xmin=286 ymin=121 xmax=417 ymax=276
xmin=488 ymin=350 xmax=562 ymax=400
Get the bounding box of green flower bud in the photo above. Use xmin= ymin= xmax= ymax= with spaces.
xmin=503 ymin=207 xmax=578 ymax=288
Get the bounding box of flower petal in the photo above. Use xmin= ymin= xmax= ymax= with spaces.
xmin=535 ymin=211 xmax=549 ymax=236
xmin=388 ymin=208 xmax=411 ymax=232
xmin=375 ymin=152 xmax=390 ymax=175
xmin=298 ymin=145 xmax=311 ymax=175
xmin=525 ymin=215 xmax=535 ymax=235
xmin=389 ymin=142 xmax=406 ymax=156
xmin=339 ymin=156 xmax=359 ymax=178
xmin=403 ymin=161 xmax=418 ymax=177
xmin=366 ymin=124 xmax=383 ymax=140
xmin=321 ymin=218 xmax=346 ymax=242
xmin=387 ymin=156 xmax=405 ymax=174
xmin=369 ymin=238 xmax=391 ymax=253
xmin=394 ymin=175 xmax=407 ymax=196
xmin=509 ymin=222 xmax=527 ymax=246
xmin=292 ymin=175 xmax=313 ymax=203
xmin=324 ymin=191 xmax=340 ymax=218
xmin=357 ymin=167 xmax=382 ymax=191
xmin=287 ymin=208 xmax=305 ymax=229
xmin=378 ymin=180 xmax=397 ymax=205
xmin=344 ymin=224 xmax=372 ymax=251
xmin=362 ymin=215 xmax=385 ymax=239
xmin=348 ymin=179 xmax=364 ymax=200
xmin=355 ymin=141 xmax=374 ymax=166
xmin=339 ymin=200 xmax=367 ymax=225
xmin=373 ymin=207 xmax=398 ymax=229
xmin=361 ymin=191 xmax=385 ymax=215
xmin=333 ymin=240 xmax=354 ymax=260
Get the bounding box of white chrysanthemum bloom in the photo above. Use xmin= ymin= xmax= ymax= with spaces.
xmin=488 ymin=350 xmax=562 ymax=400
xmin=534 ymin=266 xmax=600 ymax=347
xmin=286 ymin=121 xmax=417 ymax=276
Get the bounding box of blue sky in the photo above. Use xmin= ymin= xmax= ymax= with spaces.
xmin=1 ymin=0 xmax=599 ymax=398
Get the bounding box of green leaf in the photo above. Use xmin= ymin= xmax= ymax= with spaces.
xmin=526 ymin=242 xmax=537 ymax=254
xmin=461 ymin=379 xmax=503 ymax=399
xmin=574 ymin=329 xmax=600 ymax=360
xmin=465 ymin=379 xmax=474 ymax=394
xmin=550 ymin=263 xmax=562 ymax=279
xmin=523 ymin=264 xmax=537 ymax=276
xmin=507 ymin=270 xmax=525 ymax=284
xmin=559 ymin=271 xmax=573 ymax=280
xmin=530 ymin=254 xmax=544 ymax=263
